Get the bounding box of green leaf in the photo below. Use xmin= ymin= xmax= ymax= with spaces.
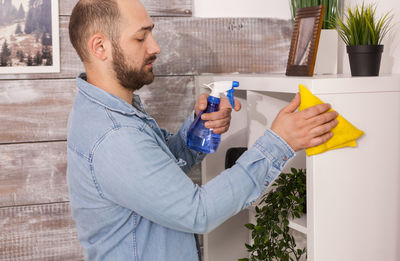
xmin=246 ymin=168 xmax=307 ymax=260
xmin=331 ymin=2 xmax=393 ymax=46
xmin=245 ymin=243 xmax=255 ymax=251
xmin=244 ymin=223 xmax=255 ymax=230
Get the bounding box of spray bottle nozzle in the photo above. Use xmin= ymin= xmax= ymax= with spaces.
xmin=203 ymin=81 xmax=240 ymax=108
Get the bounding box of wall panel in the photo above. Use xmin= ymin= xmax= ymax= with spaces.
xmin=0 ymin=142 xmax=68 ymax=207
xmin=0 ymin=203 xmax=83 ymax=261
xmin=0 ymin=80 xmax=76 ymax=144
xmin=60 ymin=0 xmax=193 ymax=17
xmin=0 ymin=17 xmax=291 ymax=80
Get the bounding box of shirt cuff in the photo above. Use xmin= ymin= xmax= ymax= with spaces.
xmin=254 ymin=129 xmax=295 ymax=171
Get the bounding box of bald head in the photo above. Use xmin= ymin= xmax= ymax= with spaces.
xmin=69 ymin=0 xmax=121 ymax=62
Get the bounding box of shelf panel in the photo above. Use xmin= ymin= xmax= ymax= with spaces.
xmin=289 ymin=214 xmax=307 ymax=235
xmin=196 ymin=74 xmax=400 ymax=94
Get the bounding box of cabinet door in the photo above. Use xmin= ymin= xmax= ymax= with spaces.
xmin=307 ymin=91 xmax=400 ymax=261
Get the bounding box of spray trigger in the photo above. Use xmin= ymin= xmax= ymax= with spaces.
xmin=226 ymin=89 xmax=235 ymax=108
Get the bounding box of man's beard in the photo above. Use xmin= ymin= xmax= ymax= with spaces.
xmin=112 ymin=43 xmax=156 ymax=91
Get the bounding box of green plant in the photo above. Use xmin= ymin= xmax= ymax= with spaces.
xmin=289 ymin=0 xmax=338 ymax=29
xmin=239 ymin=168 xmax=306 ymax=261
xmin=330 ymin=3 xmax=394 ymax=46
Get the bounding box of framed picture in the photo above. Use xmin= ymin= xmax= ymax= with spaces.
xmin=286 ymin=5 xmax=325 ymax=77
xmin=0 ymin=0 xmax=60 ymax=74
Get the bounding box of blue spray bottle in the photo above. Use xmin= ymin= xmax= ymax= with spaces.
xmin=187 ymin=81 xmax=239 ymax=153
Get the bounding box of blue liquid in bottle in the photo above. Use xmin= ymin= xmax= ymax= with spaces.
xmin=187 ymin=96 xmax=221 ymax=153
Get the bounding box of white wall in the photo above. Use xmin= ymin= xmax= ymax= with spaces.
xmin=194 ymin=0 xmax=291 ymax=19
xmin=194 ymin=0 xmax=400 ymax=74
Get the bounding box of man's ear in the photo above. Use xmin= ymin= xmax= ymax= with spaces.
xmin=88 ymin=33 xmax=111 ymax=61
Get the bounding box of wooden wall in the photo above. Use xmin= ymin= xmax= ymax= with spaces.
xmin=0 ymin=0 xmax=292 ymax=259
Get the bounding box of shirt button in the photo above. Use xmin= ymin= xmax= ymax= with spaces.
xmin=265 ymin=180 xmax=270 ymax=186
xmin=149 ymin=124 xmax=154 ymax=129
xmin=282 ymin=156 xmax=287 ymax=161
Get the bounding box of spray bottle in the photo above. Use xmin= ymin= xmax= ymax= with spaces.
xmin=187 ymin=81 xmax=239 ymax=153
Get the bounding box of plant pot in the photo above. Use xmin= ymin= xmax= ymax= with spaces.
xmin=314 ymin=29 xmax=338 ymax=75
xmin=347 ymin=45 xmax=384 ymax=76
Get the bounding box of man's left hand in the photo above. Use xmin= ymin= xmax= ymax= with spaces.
xmin=194 ymin=94 xmax=242 ymax=135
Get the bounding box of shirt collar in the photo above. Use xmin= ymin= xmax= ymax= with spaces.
xmin=76 ymin=73 xmax=152 ymax=120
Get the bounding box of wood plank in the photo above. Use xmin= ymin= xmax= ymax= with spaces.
xmin=137 ymin=76 xmax=195 ymax=133
xmin=0 ymin=76 xmax=194 ymax=143
xmin=0 ymin=17 xmax=292 ymax=80
xmin=0 ymin=142 xmax=68 ymax=207
xmin=154 ymin=18 xmax=292 ymax=75
xmin=60 ymin=0 xmax=193 ymax=17
xmin=0 ymin=202 xmax=83 ymax=261
xmin=0 ymin=79 xmax=77 ymax=144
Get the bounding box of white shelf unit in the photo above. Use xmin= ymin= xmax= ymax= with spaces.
xmin=197 ymin=74 xmax=400 ymax=261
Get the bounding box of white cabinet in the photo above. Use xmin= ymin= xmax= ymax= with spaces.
xmin=197 ymin=75 xmax=400 ymax=261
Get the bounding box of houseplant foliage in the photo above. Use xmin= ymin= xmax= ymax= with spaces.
xmin=240 ymin=168 xmax=306 ymax=261
xmin=289 ymin=0 xmax=338 ymax=29
xmin=331 ymin=3 xmax=393 ymax=46
xmin=330 ymin=2 xmax=394 ymax=76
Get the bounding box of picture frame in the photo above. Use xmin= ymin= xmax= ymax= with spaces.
xmin=0 ymin=0 xmax=60 ymax=74
xmin=286 ymin=5 xmax=325 ymax=77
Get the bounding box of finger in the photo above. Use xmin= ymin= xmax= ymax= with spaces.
xmin=204 ymin=118 xmax=231 ymax=129
xmin=309 ymin=118 xmax=338 ymax=137
xmin=219 ymin=97 xmax=233 ymax=109
xmin=281 ymin=93 xmax=301 ymax=113
xmin=308 ymin=132 xmax=334 ymax=148
xmin=195 ymin=94 xmax=209 ymax=115
xmin=302 ymin=103 xmax=331 ymax=120
xmin=307 ymin=111 xmax=338 ymax=128
xmin=234 ymin=98 xmax=242 ymax=112
xmin=211 ymin=126 xmax=229 ymax=135
xmin=202 ymin=108 xmax=232 ymax=121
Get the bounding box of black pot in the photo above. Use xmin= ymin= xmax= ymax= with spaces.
xmin=347 ymin=45 xmax=384 ymax=76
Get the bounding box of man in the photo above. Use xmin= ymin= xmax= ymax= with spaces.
xmin=67 ymin=0 xmax=338 ymax=260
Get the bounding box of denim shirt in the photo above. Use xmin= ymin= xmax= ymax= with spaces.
xmin=67 ymin=74 xmax=295 ymax=261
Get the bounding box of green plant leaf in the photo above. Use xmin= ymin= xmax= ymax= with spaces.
xmin=331 ymin=2 xmax=394 ymax=46
xmin=244 ymin=223 xmax=255 ymax=230
xmin=244 ymin=168 xmax=307 ymax=260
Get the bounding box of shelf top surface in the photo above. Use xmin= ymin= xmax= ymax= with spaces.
xmin=196 ymin=74 xmax=400 ymax=94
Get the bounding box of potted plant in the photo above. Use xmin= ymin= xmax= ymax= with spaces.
xmin=240 ymin=168 xmax=307 ymax=261
xmin=289 ymin=0 xmax=339 ymax=75
xmin=331 ymin=3 xmax=394 ymax=76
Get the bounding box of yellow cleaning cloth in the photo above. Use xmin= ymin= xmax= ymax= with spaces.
xmin=299 ymin=84 xmax=364 ymax=156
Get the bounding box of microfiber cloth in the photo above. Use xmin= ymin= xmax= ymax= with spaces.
xmin=299 ymin=84 xmax=364 ymax=156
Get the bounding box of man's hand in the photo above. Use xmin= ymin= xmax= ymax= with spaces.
xmin=195 ymin=94 xmax=242 ymax=135
xmin=271 ymin=93 xmax=339 ymax=152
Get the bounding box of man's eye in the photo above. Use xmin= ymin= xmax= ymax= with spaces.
xmin=137 ymin=38 xmax=145 ymax=42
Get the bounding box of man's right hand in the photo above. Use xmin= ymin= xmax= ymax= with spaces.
xmin=271 ymin=93 xmax=339 ymax=152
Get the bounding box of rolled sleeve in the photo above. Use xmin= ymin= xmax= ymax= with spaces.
xmin=235 ymin=129 xmax=295 ymax=207
xmin=254 ymin=129 xmax=295 ymax=184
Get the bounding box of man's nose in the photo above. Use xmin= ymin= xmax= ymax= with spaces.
xmin=147 ymin=34 xmax=161 ymax=55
